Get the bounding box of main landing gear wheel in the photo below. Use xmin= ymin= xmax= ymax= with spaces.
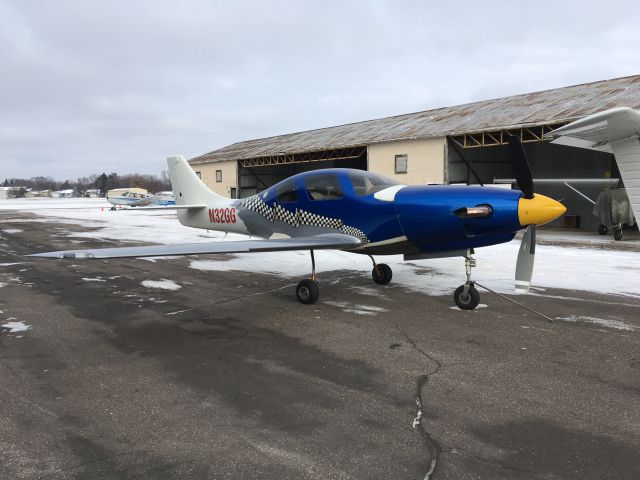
xmin=296 ymin=279 xmax=319 ymax=304
xmin=296 ymin=249 xmax=320 ymax=304
xmin=454 ymin=284 xmax=480 ymax=310
xmin=372 ymin=263 xmax=393 ymax=285
xmin=598 ymin=224 xmax=608 ymax=235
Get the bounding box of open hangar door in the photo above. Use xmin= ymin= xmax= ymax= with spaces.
xmin=447 ymin=136 xmax=616 ymax=232
xmin=237 ymin=147 xmax=367 ymax=198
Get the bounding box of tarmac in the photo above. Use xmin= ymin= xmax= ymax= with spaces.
xmin=1 ymin=210 xmax=639 ymax=479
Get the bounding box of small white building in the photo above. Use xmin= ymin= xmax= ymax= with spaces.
xmin=0 ymin=186 xmax=28 ymax=199
xmin=84 ymin=189 xmax=102 ymax=198
xmin=52 ymin=189 xmax=75 ymax=198
xmin=0 ymin=187 xmax=13 ymax=199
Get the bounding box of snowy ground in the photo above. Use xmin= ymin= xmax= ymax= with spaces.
xmin=1 ymin=197 xmax=639 ymax=299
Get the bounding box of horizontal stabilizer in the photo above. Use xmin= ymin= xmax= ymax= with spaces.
xmin=28 ymin=234 xmax=362 ymax=259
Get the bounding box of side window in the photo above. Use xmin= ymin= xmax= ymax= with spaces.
xmin=395 ymin=154 xmax=408 ymax=174
xmin=275 ymin=180 xmax=297 ymax=203
xmin=349 ymin=171 xmax=368 ymax=196
xmin=304 ymin=174 xmax=343 ymax=200
xmin=348 ymin=170 xmax=400 ymax=196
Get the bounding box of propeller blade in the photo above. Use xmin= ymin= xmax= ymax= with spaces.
xmin=515 ymin=225 xmax=536 ymax=293
xmin=507 ymin=134 xmax=534 ymax=199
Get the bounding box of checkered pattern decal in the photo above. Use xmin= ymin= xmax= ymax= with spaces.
xmin=297 ymin=210 xmax=343 ymax=229
xmin=274 ymin=204 xmax=298 ymax=227
xmin=340 ymin=225 xmax=368 ymax=243
xmin=241 ymin=195 xmax=274 ymax=221
xmin=240 ymin=195 xmax=369 ymax=243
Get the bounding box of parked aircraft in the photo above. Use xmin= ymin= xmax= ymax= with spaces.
xmin=151 ymin=191 xmax=176 ymax=206
xmin=31 ymin=134 xmax=567 ymax=309
xmin=106 ymin=188 xmax=153 ymax=209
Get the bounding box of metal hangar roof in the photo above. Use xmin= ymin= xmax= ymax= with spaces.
xmin=190 ymin=75 xmax=640 ymax=165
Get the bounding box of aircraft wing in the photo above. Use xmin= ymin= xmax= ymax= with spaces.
xmin=28 ymin=233 xmax=363 ymax=259
xmin=122 ymin=204 xmax=206 ymax=210
xmin=548 ymin=107 xmax=640 ymax=148
xmin=547 ymin=107 xmax=640 ymax=224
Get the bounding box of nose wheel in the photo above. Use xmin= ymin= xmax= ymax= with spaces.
xmin=370 ymin=255 xmax=393 ymax=285
xmin=454 ymin=252 xmax=481 ymax=310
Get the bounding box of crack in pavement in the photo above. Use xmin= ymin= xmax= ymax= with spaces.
xmin=389 ymin=321 xmax=443 ymax=480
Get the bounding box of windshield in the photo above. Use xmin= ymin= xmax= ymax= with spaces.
xmin=348 ymin=171 xmax=400 ymax=196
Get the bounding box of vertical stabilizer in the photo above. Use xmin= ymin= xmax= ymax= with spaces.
xmin=166 ymin=156 xmax=228 ymax=207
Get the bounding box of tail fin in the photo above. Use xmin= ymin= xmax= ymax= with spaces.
xmin=167 ymin=155 xmax=227 ymax=207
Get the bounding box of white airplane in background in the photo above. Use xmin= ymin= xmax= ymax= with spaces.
xmin=106 ymin=188 xmax=153 ymax=209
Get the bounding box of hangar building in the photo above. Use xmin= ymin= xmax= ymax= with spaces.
xmin=189 ymin=75 xmax=640 ymax=231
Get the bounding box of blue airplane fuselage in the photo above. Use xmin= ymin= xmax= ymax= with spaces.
xmin=238 ymin=168 xmax=523 ymax=255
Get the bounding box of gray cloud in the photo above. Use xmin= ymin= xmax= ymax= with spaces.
xmin=1 ymin=0 xmax=639 ymax=179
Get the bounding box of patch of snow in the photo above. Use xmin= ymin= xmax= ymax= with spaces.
xmin=1 ymin=321 xmax=30 ymax=332
xmin=0 ymin=282 xmax=6 ymax=288
xmin=82 ymin=277 xmax=106 ymax=282
xmin=449 ymin=303 xmax=488 ymax=311
xmin=1 ymin=229 xmax=23 ymax=233
xmin=0 ymin=262 xmax=23 ymax=266
xmin=323 ymin=300 xmax=388 ymax=316
xmin=141 ymin=279 xmax=181 ymax=290
xmin=166 ymin=308 xmax=193 ymax=315
xmin=349 ymin=285 xmax=388 ymax=298
xmin=556 ymin=315 xmax=639 ymax=332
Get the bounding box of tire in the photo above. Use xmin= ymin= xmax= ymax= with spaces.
xmin=296 ymin=279 xmax=319 ymax=304
xmin=453 ymin=284 xmax=480 ymax=310
xmin=598 ymin=224 xmax=608 ymax=235
xmin=372 ymin=263 xmax=393 ymax=285
xmin=614 ymin=229 xmax=623 ymax=241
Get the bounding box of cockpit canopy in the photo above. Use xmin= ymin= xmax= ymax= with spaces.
xmin=347 ymin=170 xmax=400 ymax=196
xmin=267 ymin=169 xmax=400 ymax=204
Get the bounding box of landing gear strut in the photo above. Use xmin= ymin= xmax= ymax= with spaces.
xmin=370 ymin=255 xmax=392 ymax=285
xmin=296 ymin=250 xmax=319 ymax=304
xmin=454 ymin=251 xmax=480 ymax=310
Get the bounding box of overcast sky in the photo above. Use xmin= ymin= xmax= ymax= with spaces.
xmin=1 ymin=0 xmax=639 ymax=180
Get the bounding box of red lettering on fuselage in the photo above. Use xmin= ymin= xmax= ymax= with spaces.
xmin=208 ymin=207 xmax=236 ymax=224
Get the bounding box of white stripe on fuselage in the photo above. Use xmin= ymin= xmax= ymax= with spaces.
xmin=374 ymin=185 xmax=407 ymax=202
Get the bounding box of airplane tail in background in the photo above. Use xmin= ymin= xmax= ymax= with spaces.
xmin=548 ymin=107 xmax=640 ymax=225
xmin=166 ymin=155 xmax=228 ymax=208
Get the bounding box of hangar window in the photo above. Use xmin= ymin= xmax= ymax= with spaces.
xmin=195 ymin=171 xmax=202 ymax=179
xmin=216 ymin=170 xmax=222 ymax=182
xmin=348 ymin=171 xmax=399 ymax=196
xmin=395 ymin=154 xmax=408 ymax=174
xmin=275 ymin=179 xmax=297 ymax=203
xmin=304 ymin=174 xmax=343 ymax=200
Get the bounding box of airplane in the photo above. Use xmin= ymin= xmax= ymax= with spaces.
xmin=29 ymin=132 xmax=567 ymax=310
xmin=106 ymin=187 xmax=154 ymax=209
xmin=151 ymin=191 xmax=176 ymax=206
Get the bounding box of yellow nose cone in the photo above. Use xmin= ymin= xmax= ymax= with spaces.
xmin=518 ymin=194 xmax=566 ymax=226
